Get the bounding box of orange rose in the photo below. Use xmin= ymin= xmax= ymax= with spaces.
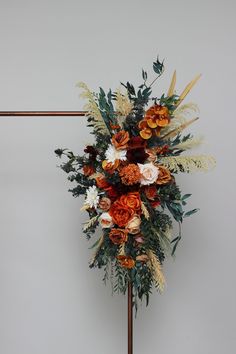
xmin=156 ymin=165 xmax=172 ymax=185
xmin=102 ymin=159 xmax=120 ymax=174
xmin=109 ymin=228 xmax=128 ymax=245
xmin=117 ymin=255 xmax=135 ymax=269
xmin=119 ymin=192 xmax=141 ymax=211
xmin=83 ymin=165 xmax=95 ymax=176
xmin=109 ymin=200 xmax=134 ymax=227
xmin=111 ymin=130 xmax=130 ymax=150
xmin=99 ymin=197 xmax=111 ymax=211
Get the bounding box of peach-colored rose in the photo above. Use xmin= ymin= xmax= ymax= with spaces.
xmin=145 ymin=148 xmax=157 ymax=162
xmin=125 ymin=215 xmax=141 ymax=234
xmin=138 ymin=162 xmax=159 ymax=185
xmin=99 ymin=197 xmax=111 ymax=211
xmin=99 ymin=212 xmax=114 ymax=228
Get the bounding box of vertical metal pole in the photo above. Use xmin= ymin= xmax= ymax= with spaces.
xmin=128 ymin=282 xmax=133 ymax=354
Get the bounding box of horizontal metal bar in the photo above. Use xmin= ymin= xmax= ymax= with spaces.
xmin=0 ymin=111 xmax=87 ymax=117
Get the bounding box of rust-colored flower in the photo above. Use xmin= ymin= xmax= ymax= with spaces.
xmin=117 ymin=255 xmax=135 ymax=269
xmin=111 ymin=130 xmax=130 ymax=150
xmin=109 ymin=228 xmax=128 ymax=245
xmin=144 ymin=185 xmax=158 ymax=200
xmin=99 ymin=197 xmax=111 ymax=211
xmin=83 ymin=165 xmax=95 ymax=176
xmin=96 ymin=175 xmax=110 ymax=189
xmin=109 ymin=200 xmax=135 ymax=227
xmin=119 ymin=164 xmax=141 ymax=185
xmin=102 ymin=159 xmax=120 ymax=174
xmin=104 ymin=185 xmax=119 ymax=200
xmin=139 ymin=105 xmax=170 ymax=140
xmin=119 ymin=192 xmax=141 ymax=211
xmin=156 ymin=165 xmax=172 ymax=185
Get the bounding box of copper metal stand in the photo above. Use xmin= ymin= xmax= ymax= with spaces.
xmin=128 ymin=282 xmax=133 ymax=354
xmin=0 ymin=110 xmax=134 ymax=354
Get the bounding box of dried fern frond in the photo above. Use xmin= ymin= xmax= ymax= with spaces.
xmin=89 ymin=235 xmax=104 ymax=267
xmin=77 ymin=82 xmax=109 ymax=134
xmin=115 ymin=89 xmax=134 ymax=118
xmin=160 ymin=155 xmax=216 ymax=173
xmin=174 ymin=136 xmax=204 ymax=150
xmin=167 ymin=70 xmax=176 ymax=96
xmin=173 ymin=102 xmax=199 ymax=119
xmin=162 ymin=117 xmax=199 ymax=140
xmin=83 ymin=215 xmax=99 ymax=231
xmin=141 ymin=202 xmax=150 ymax=219
xmin=161 ymin=103 xmax=199 ymax=137
xmin=175 ymin=74 xmax=201 ymax=107
xmin=147 ymin=250 xmax=165 ymax=292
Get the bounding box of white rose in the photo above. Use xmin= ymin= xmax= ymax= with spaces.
xmin=138 ymin=162 xmax=159 ymax=185
xmin=99 ymin=212 xmax=114 ymax=229
xmin=126 ymin=215 xmax=141 ymax=234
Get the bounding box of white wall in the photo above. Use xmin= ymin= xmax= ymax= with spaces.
xmin=0 ymin=1 xmax=235 ymax=353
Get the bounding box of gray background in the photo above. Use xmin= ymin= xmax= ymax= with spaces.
xmin=0 ymin=0 xmax=235 ymax=353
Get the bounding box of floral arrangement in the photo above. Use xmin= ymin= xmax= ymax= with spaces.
xmin=55 ymin=57 xmax=215 ymax=308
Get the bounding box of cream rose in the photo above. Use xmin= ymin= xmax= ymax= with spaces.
xmin=125 ymin=215 xmax=141 ymax=234
xmin=138 ymin=162 xmax=159 ymax=185
xmin=99 ymin=212 xmax=114 ymax=228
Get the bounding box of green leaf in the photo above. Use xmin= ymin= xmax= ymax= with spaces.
xmin=184 ymin=208 xmax=199 ymax=217
xmin=182 ymin=194 xmax=192 ymax=200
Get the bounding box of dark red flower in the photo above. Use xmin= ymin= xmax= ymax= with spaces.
xmin=127 ymin=148 xmax=149 ymax=164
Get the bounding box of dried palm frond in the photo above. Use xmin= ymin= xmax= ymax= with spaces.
xmin=160 ymin=155 xmax=216 ymax=173
xmin=167 ymin=70 xmax=176 ymax=96
xmin=175 ymin=74 xmax=201 ymax=107
xmin=147 ymin=250 xmax=165 ymax=292
xmin=76 ymin=82 xmax=109 ymax=134
xmin=173 ymin=102 xmax=199 ymax=120
xmin=162 ymin=117 xmax=199 ymax=140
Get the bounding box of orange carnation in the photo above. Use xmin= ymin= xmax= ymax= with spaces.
xmin=109 ymin=200 xmax=134 ymax=227
xmin=119 ymin=192 xmax=141 ymax=211
xmin=117 ymin=255 xmax=135 ymax=269
xmin=156 ymin=165 xmax=172 ymax=185
xmin=111 ymin=130 xmax=130 ymax=150
xmin=109 ymin=228 xmax=128 ymax=245
xmin=102 ymin=159 xmax=120 ymax=174
xmin=119 ymin=163 xmax=141 ymax=185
